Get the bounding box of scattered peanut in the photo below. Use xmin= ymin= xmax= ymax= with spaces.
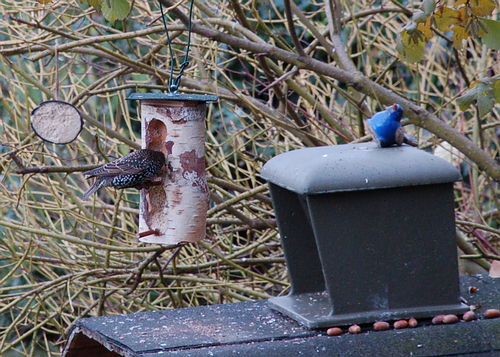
xmin=348 ymin=324 xmax=361 ymax=334
xmin=373 ymin=321 xmax=390 ymax=331
xmin=462 ymin=311 xmax=476 ymax=322
xmin=393 ymin=320 xmax=409 ymax=329
xmin=468 ymin=286 xmax=478 ymax=294
xmin=432 ymin=315 xmax=445 ymax=325
xmin=484 ymin=309 xmax=500 ymax=319
xmin=326 ymin=327 xmax=343 ymax=336
xmin=408 ymin=317 xmax=418 ymax=328
xmin=442 ymin=314 xmax=459 ymax=324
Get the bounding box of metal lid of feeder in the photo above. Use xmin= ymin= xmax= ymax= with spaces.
xmin=127 ymin=92 xmax=218 ymax=102
xmin=261 ymin=142 xmax=461 ymax=195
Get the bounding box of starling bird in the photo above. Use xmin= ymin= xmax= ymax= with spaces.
xmin=83 ymin=149 xmax=166 ymax=200
xmin=367 ymin=104 xmax=417 ymax=147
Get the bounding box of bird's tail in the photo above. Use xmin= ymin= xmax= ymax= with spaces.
xmin=83 ymin=179 xmax=106 ymax=200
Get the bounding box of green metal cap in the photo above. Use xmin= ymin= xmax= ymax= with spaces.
xmin=127 ymin=92 xmax=218 ymax=102
xmin=261 ymin=143 xmax=461 ymax=195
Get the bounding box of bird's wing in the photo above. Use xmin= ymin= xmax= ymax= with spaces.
xmin=84 ymin=159 xmax=145 ymax=177
xmin=395 ymin=126 xmax=405 ymax=146
xmin=366 ymin=119 xmax=381 ymax=146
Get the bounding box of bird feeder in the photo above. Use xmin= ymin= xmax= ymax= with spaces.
xmin=127 ymin=93 xmax=217 ymax=245
xmin=124 ymin=0 xmax=218 ymax=245
xmin=31 ymin=100 xmax=83 ymax=144
xmin=261 ymin=142 xmax=468 ymax=328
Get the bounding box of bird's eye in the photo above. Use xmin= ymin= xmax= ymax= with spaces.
xmin=392 ymin=104 xmax=398 ymax=111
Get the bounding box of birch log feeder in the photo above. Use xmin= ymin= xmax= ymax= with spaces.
xmin=128 ymin=93 xmax=218 ymax=245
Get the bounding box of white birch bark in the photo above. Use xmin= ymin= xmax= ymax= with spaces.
xmin=138 ymin=100 xmax=208 ymax=244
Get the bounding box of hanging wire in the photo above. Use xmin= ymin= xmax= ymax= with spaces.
xmin=158 ymin=0 xmax=195 ymax=94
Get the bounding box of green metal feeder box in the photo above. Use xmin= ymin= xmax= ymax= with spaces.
xmin=261 ymin=143 xmax=468 ymax=328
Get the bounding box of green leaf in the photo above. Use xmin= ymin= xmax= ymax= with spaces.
xmin=479 ymin=19 xmax=500 ymax=50
xmin=456 ymin=79 xmax=498 ymax=118
xmin=412 ymin=11 xmax=427 ymax=24
xmin=422 ymin=0 xmax=436 ymax=16
xmin=88 ymin=0 xmax=102 ymax=8
xmin=456 ymin=87 xmax=477 ymax=111
xmin=493 ymin=78 xmax=500 ymax=102
xmin=78 ymin=0 xmax=102 ymax=11
xmin=476 ymin=82 xmax=495 ymax=118
xmin=101 ymin=0 xmax=131 ymax=23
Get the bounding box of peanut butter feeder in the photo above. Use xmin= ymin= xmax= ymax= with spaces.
xmin=127 ymin=93 xmax=217 ymax=245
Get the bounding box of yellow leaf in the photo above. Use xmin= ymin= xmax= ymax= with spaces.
xmin=469 ymin=0 xmax=496 ymax=16
xmin=397 ymin=30 xmax=426 ymax=63
xmin=37 ymin=0 xmax=52 ymax=3
xmin=434 ymin=7 xmax=460 ymax=32
xmin=452 ymin=25 xmax=468 ymax=49
xmin=469 ymin=80 xmax=479 ymax=88
xmin=457 ymin=6 xmax=466 ymax=25
xmin=453 ymin=0 xmax=467 ymax=8
xmin=87 ymin=0 xmax=102 ymax=8
xmin=417 ymin=17 xmax=433 ymax=40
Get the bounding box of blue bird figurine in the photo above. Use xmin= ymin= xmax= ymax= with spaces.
xmin=367 ymin=104 xmax=417 ymax=147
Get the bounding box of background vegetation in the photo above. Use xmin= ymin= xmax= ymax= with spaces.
xmin=0 ymin=0 xmax=498 ymax=355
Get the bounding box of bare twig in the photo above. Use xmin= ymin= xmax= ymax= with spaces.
xmin=15 ymin=164 xmax=100 ymax=175
xmin=140 ymin=245 xmax=184 ymax=295
xmin=125 ymin=247 xmax=169 ymax=296
xmin=284 ymin=0 xmax=306 ymax=56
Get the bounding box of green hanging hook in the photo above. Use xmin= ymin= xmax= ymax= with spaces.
xmin=158 ymin=0 xmax=195 ymax=94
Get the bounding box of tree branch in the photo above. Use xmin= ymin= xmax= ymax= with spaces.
xmin=15 ymin=164 xmax=100 ymax=175
xmin=161 ymin=0 xmax=500 ymax=180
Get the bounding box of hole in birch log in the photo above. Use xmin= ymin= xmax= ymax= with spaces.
xmin=31 ymin=100 xmax=83 ymax=144
xmin=143 ymin=119 xmax=168 ymax=228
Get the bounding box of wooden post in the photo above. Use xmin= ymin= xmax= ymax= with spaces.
xmin=128 ymin=93 xmax=217 ymax=245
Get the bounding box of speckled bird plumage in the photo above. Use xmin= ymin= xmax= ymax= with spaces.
xmin=83 ymin=149 xmax=166 ymax=200
xmin=367 ymin=104 xmax=405 ymax=148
